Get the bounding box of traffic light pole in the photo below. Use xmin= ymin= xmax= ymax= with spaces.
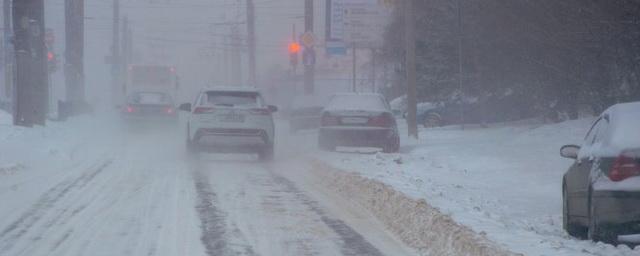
xmin=111 ymin=0 xmax=120 ymax=104
xmin=246 ymin=0 xmax=256 ymax=87
xmin=303 ymin=0 xmax=314 ymax=95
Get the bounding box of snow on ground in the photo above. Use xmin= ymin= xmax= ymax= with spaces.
xmin=0 ymin=111 xmax=206 ymax=256
xmin=0 ymin=110 xmax=415 ymax=256
xmin=317 ymin=119 xmax=640 ymax=256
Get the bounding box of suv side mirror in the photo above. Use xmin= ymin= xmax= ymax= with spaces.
xmin=179 ymin=103 xmax=192 ymax=112
xmin=560 ymin=145 xmax=580 ymax=159
xmin=268 ymin=105 xmax=278 ymax=113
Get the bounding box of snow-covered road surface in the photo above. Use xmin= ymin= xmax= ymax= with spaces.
xmin=189 ymin=157 xmax=404 ymax=256
xmin=0 ymin=114 xmax=414 ymax=256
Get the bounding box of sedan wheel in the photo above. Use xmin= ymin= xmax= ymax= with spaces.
xmin=588 ymin=193 xmax=616 ymax=243
xmin=563 ymin=186 xmax=586 ymax=238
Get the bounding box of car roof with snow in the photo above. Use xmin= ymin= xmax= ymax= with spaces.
xmin=604 ymin=101 xmax=640 ymax=149
xmin=324 ymin=93 xmax=389 ymax=112
xmin=202 ymin=86 xmax=261 ymax=93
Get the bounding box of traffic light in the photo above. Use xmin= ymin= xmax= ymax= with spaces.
xmin=47 ymin=51 xmax=58 ymax=72
xmin=289 ymin=42 xmax=300 ymax=67
xmin=289 ymin=42 xmax=301 ymax=54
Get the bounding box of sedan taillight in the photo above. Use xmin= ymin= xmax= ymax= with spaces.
xmin=610 ymin=153 xmax=640 ymax=182
xmin=193 ymin=107 xmax=214 ymax=114
xmin=125 ymin=105 xmax=136 ymax=113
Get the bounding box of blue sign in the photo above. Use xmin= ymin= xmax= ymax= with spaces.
xmin=326 ymin=40 xmax=347 ymax=56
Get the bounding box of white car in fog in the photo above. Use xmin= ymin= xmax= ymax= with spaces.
xmin=179 ymin=87 xmax=278 ymax=161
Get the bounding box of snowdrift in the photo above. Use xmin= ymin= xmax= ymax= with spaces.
xmin=310 ymin=160 xmax=521 ymax=256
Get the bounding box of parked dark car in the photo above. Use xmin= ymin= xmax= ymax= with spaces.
xmin=561 ymin=102 xmax=640 ymax=243
xmin=318 ymin=93 xmax=400 ymax=153
xmin=413 ymin=93 xmax=535 ymax=127
xmin=120 ymin=91 xmax=178 ymax=126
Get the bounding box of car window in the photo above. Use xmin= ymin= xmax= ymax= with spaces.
xmin=584 ymin=118 xmax=603 ymax=146
xmin=593 ymin=118 xmax=609 ymax=144
xmin=201 ymin=91 xmax=263 ymax=108
xmin=326 ymin=95 xmax=389 ymax=111
xmin=130 ymin=92 xmax=171 ymax=104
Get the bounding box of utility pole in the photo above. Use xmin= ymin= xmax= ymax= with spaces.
xmin=12 ymin=0 xmax=47 ymax=126
xmin=111 ymin=0 xmax=120 ymax=104
xmin=246 ymin=0 xmax=256 ymax=87
xmin=352 ymin=45 xmax=356 ymax=92
xmin=120 ymin=15 xmax=129 ymax=91
xmin=303 ymin=0 xmax=314 ymax=94
xmin=371 ymin=48 xmax=376 ymax=92
xmin=457 ymin=0 xmax=465 ymax=130
xmin=230 ymin=25 xmax=242 ymax=86
xmin=64 ymin=0 xmax=84 ymax=110
xmin=405 ymin=0 xmax=418 ymax=139
xmin=3 ymin=0 xmax=13 ymax=105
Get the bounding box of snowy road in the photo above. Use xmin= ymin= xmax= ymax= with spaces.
xmin=0 ymin=116 xmax=414 ymax=256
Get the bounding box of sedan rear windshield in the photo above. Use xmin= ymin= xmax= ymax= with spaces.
xmin=129 ymin=92 xmax=172 ymax=105
xmin=203 ymin=91 xmax=263 ymax=108
xmin=326 ymin=95 xmax=389 ymax=111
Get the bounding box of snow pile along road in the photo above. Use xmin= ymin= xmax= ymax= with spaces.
xmin=310 ymin=160 xmax=520 ymax=256
xmin=316 ymin=118 xmax=640 ymax=256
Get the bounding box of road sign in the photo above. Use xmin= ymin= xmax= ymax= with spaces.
xmin=326 ymin=0 xmax=391 ymax=48
xmin=300 ymin=32 xmax=315 ymax=48
xmin=326 ymin=40 xmax=347 ymax=56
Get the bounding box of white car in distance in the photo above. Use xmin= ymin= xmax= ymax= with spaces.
xmin=179 ymin=87 xmax=277 ymax=161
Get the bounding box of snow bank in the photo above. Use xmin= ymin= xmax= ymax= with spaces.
xmin=310 ymin=160 xmax=520 ymax=256
xmin=316 ymin=118 xmax=640 ymax=255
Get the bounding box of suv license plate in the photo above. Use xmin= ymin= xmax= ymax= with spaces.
xmin=221 ymin=113 xmax=245 ymax=123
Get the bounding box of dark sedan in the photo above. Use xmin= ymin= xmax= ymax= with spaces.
xmin=561 ymin=102 xmax=640 ymax=244
xmin=121 ymin=91 xmax=178 ymax=127
xmin=318 ymin=93 xmax=400 ymax=153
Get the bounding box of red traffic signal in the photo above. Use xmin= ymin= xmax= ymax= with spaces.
xmin=47 ymin=51 xmax=55 ymax=62
xmin=288 ymin=42 xmax=301 ymax=54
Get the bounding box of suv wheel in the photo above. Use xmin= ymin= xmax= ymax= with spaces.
xmin=186 ymin=126 xmax=198 ymax=155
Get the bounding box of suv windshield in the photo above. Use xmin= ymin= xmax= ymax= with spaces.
xmin=203 ymin=91 xmax=263 ymax=108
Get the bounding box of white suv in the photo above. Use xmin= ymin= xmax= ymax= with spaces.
xmin=179 ymin=87 xmax=277 ymax=161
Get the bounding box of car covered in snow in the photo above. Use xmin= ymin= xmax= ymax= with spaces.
xmin=179 ymin=87 xmax=278 ymax=161
xmin=560 ymin=102 xmax=640 ymax=243
xmin=318 ymin=93 xmax=400 ymax=153
xmin=120 ymin=91 xmax=178 ymax=125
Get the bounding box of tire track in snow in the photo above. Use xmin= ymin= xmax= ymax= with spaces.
xmin=191 ymin=169 xmax=235 ymax=256
xmin=266 ymin=169 xmax=384 ymax=256
xmin=0 ymin=159 xmax=113 ymax=253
